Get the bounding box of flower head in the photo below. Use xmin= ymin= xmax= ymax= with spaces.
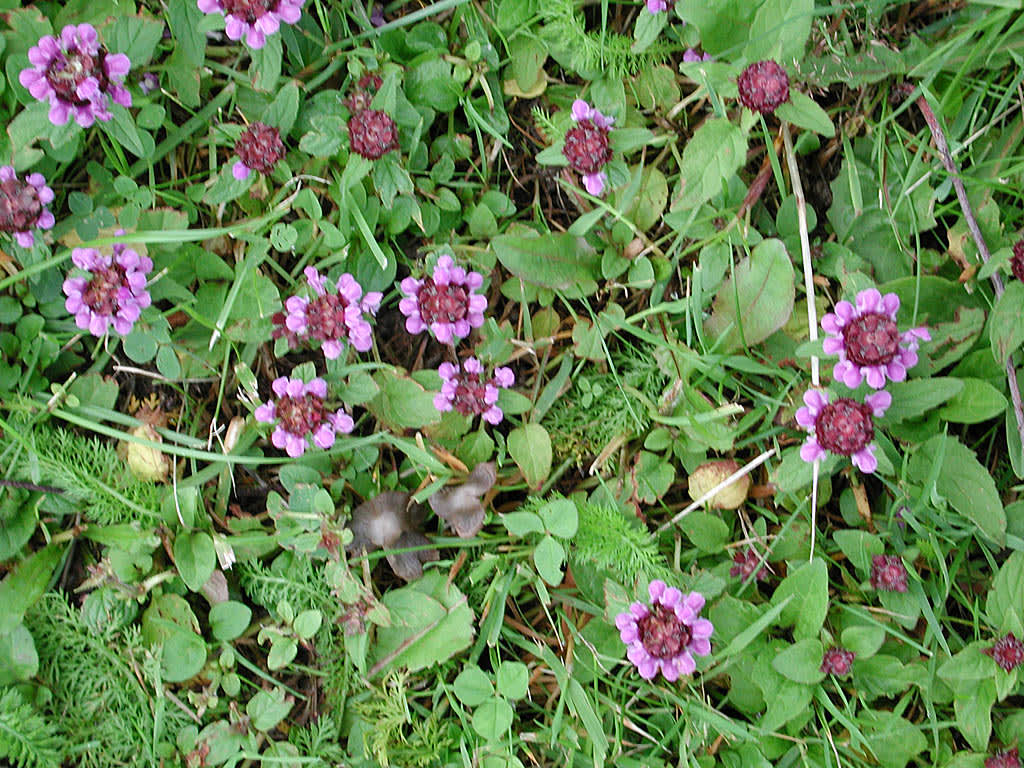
xmin=987 ymin=748 xmax=1021 ymax=768
xmin=348 ymin=109 xmax=399 ymax=160
xmin=62 ymin=242 xmax=153 ymax=337
xmin=822 ymin=288 xmax=930 ymax=390
xmin=398 ymin=255 xmax=488 ymax=344
xmin=1011 ymin=239 xmax=1024 ymax=283
xmin=254 ymin=376 xmax=353 ymax=458
xmin=273 ymin=267 xmax=381 ymax=358
xmin=19 ymin=24 xmax=131 ymax=127
xmin=233 ymin=121 xmax=285 ymax=180
xmin=983 ymin=633 xmax=1024 ymax=673
xmin=197 ymin=0 xmax=305 ymax=49
xmin=820 ymin=646 xmax=855 ymax=676
xmin=563 ymin=99 xmax=614 ymax=196
xmin=615 ymin=580 xmax=713 ymax=681
xmin=0 ymin=166 xmax=55 ymax=248
xmin=729 ymin=547 xmax=768 ymax=582
xmin=870 ymin=554 xmax=908 ymax=593
xmin=435 ymin=357 xmax=514 ymax=425
xmin=737 ymin=60 xmax=790 ymax=115
xmin=346 ymin=73 xmax=383 ymax=113
xmin=796 ymin=389 xmax=891 ymax=473
xmin=645 ymin=0 xmax=674 ymax=12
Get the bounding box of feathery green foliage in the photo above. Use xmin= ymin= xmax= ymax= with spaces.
xmin=0 ymin=689 xmax=63 ymax=768
xmin=572 ymin=500 xmax=673 ymax=587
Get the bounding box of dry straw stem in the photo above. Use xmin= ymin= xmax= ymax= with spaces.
xmin=915 ymin=94 xmax=1024 ymax=454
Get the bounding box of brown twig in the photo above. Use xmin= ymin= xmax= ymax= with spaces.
xmin=916 ymin=94 xmax=1024 ymax=454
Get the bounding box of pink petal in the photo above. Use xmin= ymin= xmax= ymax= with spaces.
xmin=852 ymin=446 xmax=878 ymax=474
xmin=800 ymin=439 xmax=825 ymax=463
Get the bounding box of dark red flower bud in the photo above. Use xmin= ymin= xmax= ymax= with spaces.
xmin=562 ymin=120 xmax=612 ymax=176
xmin=820 ymin=646 xmax=855 ymax=676
xmin=983 ymin=633 xmax=1024 ymax=673
xmin=1011 ymin=239 xmax=1024 ymax=283
xmin=737 ymin=60 xmax=790 ymax=114
xmin=348 ymin=109 xmax=399 ymax=160
xmin=236 ymin=121 xmax=285 ymax=176
xmin=870 ymin=554 xmax=908 ymax=593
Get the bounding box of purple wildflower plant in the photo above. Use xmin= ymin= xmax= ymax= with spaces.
xmin=254 ymin=376 xmax=353 ymax=458
xmin=729 ymin=548 xmax=768 ymax=582
xmin=563 ymin=99 xmax=614 ymax=196
xmin=987 ymin=748 xmax=1021 ymax=768
xmin=398 ymin=255 xmax=487 ymax=344
xmin=683 ymin=49 xmax=713 ymax=62
xmin=822 ymin=288 xmax=930 ymax=390
xmin=983 ymin=633 xmax=1024 ymax=673
xmin=870 ymin=554 xmax=909 ymax=593
xmin=796 ymin=389 xmax=891 ymax=473
xmin=62 ymin=242 xmax=153 ymax=337
xmin=276 ymin=267 xmax=382 ymax=359
xmin=0 ymin=166 xmax=55 ymax=248
xmin=197 ymin=0 xmax=305 ymax=49
xmin=232 ymin=122 xmax=285 ymax=180
xmin=820 ymin=646 xmax=855 ymax=676
xmin=435 ymin=357 xmax=514 ymax=425
xmin=645 ymin=0 xmax=674 ymax=12
xmin=614 ymin=580 xmax=713 ymax=682
xmin=19 ymin=24 xmax=131 ymax=128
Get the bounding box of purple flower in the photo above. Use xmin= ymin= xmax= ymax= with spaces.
xmin=820 ymin=646 xmax=855 ymax=676
xmin=197 ymin=0 xmax=305 ymax=49
xmin=796 ymin=389 xmax=890 ymax=473
xmin=0 ymin=166 xmax=55 ymax=248
xmin=870 ymin=554 xmax=908 ymax=593
xmin=138 ymin=72 xmax=160 ymax=94
xmin=646 ymin=0 xmax=672 ymax=11
xmin=729 ymin=547 xmax=768 ymax=581
xmin=398 ymin=255 xmax=487 ymax=344
xmin=987 ymin=748 xmax=1021 ymax=768
xmin=614 ymin=580 xmax=713 ymax=682
xmin=275 ymin=267 xmax=381 ymax=358
xmin=983 ymin=633 xmax=1024 ymax=673
xmin=562 ymin=99 xmax=614 ymax=196
xmin=435 ymin=357 xmax=514 ymax=425
xmin=62 ymin=242 xmax=152 ymax=337
xmin=254 ymin=376 xmax=353 ymax=458
xmin=232 ymin=122 xmax=285 ymax=180
xmin=822 ymin=288 xmax=930 ymax=390
xmin=683 ymin=48 xmax=712 ymax=62
xmin=19 ymin=24 xmax=131 ymax=127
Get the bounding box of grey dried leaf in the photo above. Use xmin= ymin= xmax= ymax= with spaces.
xmin=386 ymin=531 xmax=440 ymax=582
xmin=347 ymin=491 xmax=438 ymax=582
xmin=428 ymin=462 xmax=496 ymax=538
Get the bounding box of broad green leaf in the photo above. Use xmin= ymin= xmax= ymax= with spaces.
xmin=860 ymin=710 xmax=927 ymax=768
xmin=507 ymin=423 xmax=552 ymax=489
xmin=209 ymin=601 xmax=252 ymax=642
xmin=832 ymin=529 xmax=883 ymax=573
xmin=537 ymin=498 xmax=577 ymax=539
xmin=677 ymin=118 xmax=747 ymax=209
xmin=472 ymin=697 xmax=514 ymax=742
xmin=0 ymin=545 xmax=62 ymax=635
xmin=496 ymin=661 xmax=529 ymax=700
xmin=883 ymin=377 xmax=964 ymax=422
xmin=368 ymin=372 xmax=441 ymax=430
xmin=938 ymin=378 xmax=1007 ymax=423
xmin=986 ymin=551 xmax=1024 ymax=630
xmin=0 ymin=624 xmax=38 ymax=685
xmin=954 ymin=679 xmax=995 ymax=752
xmin=247 ymin=687 xmax=292 ymax=732
xmin=105 ymin=14 xmax=165 ymax=68
xmin=989 ymin=281 xmax=1024 ymax=365
xmin=493 ymin=231 xmax=601 ymax=298
xmin=771 ymin=558 xmax=827 ymax=640
xmin=745 ymin=0 xmax=813 ymax=62
xmin=454 ymin=665 xmax=493 ymax=706
xmin=771 ymin=638 xmax=825 ymax=684
xmin=533 ymin=535 xmax=566 ymax=586
xmin=776 ymin=91 xmax=834 ymax=136
xmin=907 ymin=434 xmax=1005 ymax=545
xmin=680 ymin=512 xmax=730 ymax=553
xmin=174 ymin=532 xmax=216 ymax=592
xmin=705 ymin=239 xmax=795 ymax=352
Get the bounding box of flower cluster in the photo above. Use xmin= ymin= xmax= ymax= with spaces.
xmin=562 ymin=99 xmax=614 ymax=196
xmin=399 ymin=255 xmax=487 ymax=344
xmin=820 ymin=646 xmax=855 ymax=677
xmin=233 ymin=122 xmax=285 ymax=180
xmin=197 ymin=0 xmax=305 ymax=49
xmin=983 ymin=633 xmax=1024 ymax=672
xmin=821 ymin=289 xmax=930 ymax=390
xmin=737 ymin=60 xmax=790 ymax=115
xmin=274 ymin=267 xmax=382 ymax=359
xmin=729 ymin=547 xmax=768 ymax=582
xmin=62 ymin=242 xmax=153 ymax=337
xmin=254 ymin=376 xmax=353 ymax=458
xmin=1011 ymin=238 xmax=1024 ymax=283
xmin=797 ymin=288 xmax=930 ymax=475
xmin=870 ymin=554 xmax=908 ymax=593
xmin=615 ymin=580 xmax=713 ymax=682
xmin=19 ymin=24 xmax=131 ymax=127
xmin=348 ymin=108 xmax=399 ymax=160
xmin=435 ymin=357 xmax=514 ymax=425
xmin=0 ymin=166 xmax=55 ymax=248
xmin=987 ymin=749 xmax=1021 ymax=768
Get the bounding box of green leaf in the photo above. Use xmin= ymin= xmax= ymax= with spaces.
xmin=745 ymin=0 xmax=813 ymax=63
xmin=368 ymin=372 xmax=441 ymax=430
xmin=209 ymin=601 xmax=252 ymax=642
xmin=883 ymin=377 xmax=965 ymax=422
xmin=907 ymin=434 xmax=1006 ymax=545
xmin=262 ymin=80 xmax=301 ymax=136
xmin=293 ymin=609 xmax=322 ymax=639
xmin=832 ymin=530 xmax=883 ymax=573
xmin=860 ymin=710 xmax=927 ymax=768
xmin=507 ymin=423 xmax=553 ymax=489
xmin=533 ymin=535 xmax=566 ymax=586
xmin=937 ymin=378 xmax=1007 ymax=423
xmin=771 ymin=638 xmax=825 ymax=684
xmin=472 ymin=697 xmax=514 ymax=742
xmin=267 ymin=636 xmax=298 ymax=670
xmin=250 ymin=34 xmax=281 ymax=91
xmin=840 ymin=625 xmax=885 ymax=658
xmin=954 ymin=679 xmax=995 ymax=752
xmin=939 ymin=643 xmax=998 ymax=690
xmin=677 ymin=118 xmax=747 ymax=208
xmin=776 ymin=91 xmax=834 ymax=136
xmin=372 ymin=571 xmax=475 ymax=674
xmin=141 ymin=593 xmax=207 ymax=682
xmin=174 ymin=532 xmax=216 ymax=592
xmin=771 ymin=558 xmax=827 ymax=640
xmin=493 ymin=231 xmax=601 ymax=298
xmin=496 ymin=661 xmax=529 ymax=700
xmin=680 ymin=511 xmax=730 ymax=553
xmin=0 ymin=623 xmax=38 ymax=685
xmin=105 ymin=14 xmax=165 ymax=67
xmin=0 ymin=489 xmax=38 ymax=561
xmin=633 ymin=450 xmax=675 ymax=504
xmin=0 ymin=545 xmax=62 ymax=635
xmin=705 ymin=238 xmax=795 ymax=351
xmin=501 ymin=511 xmax=545 ymax=536
xmin=407 ymin=58 xmax=462 ymax=112
xmin=986 ymin=551 xmax=1024 ymax=630
xmin=454 ymin=665 xmax=493 ymax=706
xmin=989 ymin=281 xmax=1024 ymax=365
xmin=537 ymin=498 xmax=577 ymax=538
xmin=247 ymin=687 xmax=293 ymax=732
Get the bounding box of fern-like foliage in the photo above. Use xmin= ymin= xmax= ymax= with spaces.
xmin=540 ymin=0 xmax=675 ymax=77
xmin=238 ymin=552 xmax=337 ymax=619
xmin=1 ymin=420 xmax=162 ymax=525
xmin=288 ymin=714 xmax=345 ymax=767
xmin=24 ymin=594 xmax=189 ymax=768
xmin=573 ymin=500 xmax=673 ymax=587
xmin=0 ymin=689 xmax=63 ymax=768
